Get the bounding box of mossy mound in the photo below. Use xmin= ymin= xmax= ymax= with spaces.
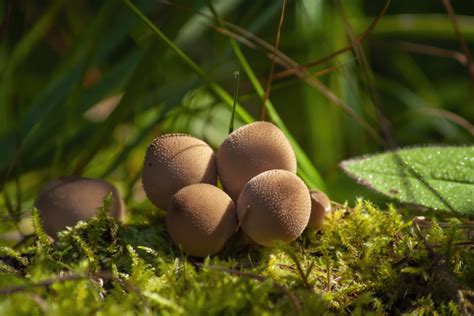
xmin=0 ymin=200 xmax=472 ymax=315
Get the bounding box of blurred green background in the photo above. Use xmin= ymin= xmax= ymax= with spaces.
xmin=1 ymin=0 xmax=473 ymax=235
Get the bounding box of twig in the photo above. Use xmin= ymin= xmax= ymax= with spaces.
xmin=421 ymin=107 xmax=474 ymax=136
xmin=383 ymin=40 xmax=468 ymax=66
xmin=158 ymin=0 xmax=384 ymax=144
xmin=441 ymin=0 xmax=474 ymax=86
xmin=260 ymin=0 xmax=286 ymax=121
xmin=216 ymin=23 xmax=383 ymax=144
xmin=213 ymin=25 xmax=348 ymax=82
xmin=273 ymin=0 xmax=390 ymax=80
xmin=338 ymin=0 xmax=461 ymax=217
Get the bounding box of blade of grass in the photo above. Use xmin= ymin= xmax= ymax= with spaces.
xmin=157 ymin=0 xmax=382 ymax=147
xmin=338 ymin=1 xmax=462 ymax=215
xmin=2 ymin=0 xmax=63 ymax=76
xmin=0 ymin=0 xmax=124 ymax=182
xmin=422 ymin=108 xmax=474 ymax=136
xmin=210 ymin=0 xmax=326 ymax=191
xmin=210 ymin=16 xmax=384 ymax=145
xmin=296 ymin=0 xmax=347 ymax=175
xmin=441 ymin=0 xmax=474 ymax=85
xmin=376 ymin=75 xmax=471 ymax=140
xmin=1 ymin=1 xmax=156 ymax=180
xmin=337 ymin=0 xmax=391 ymax=145
xmin=124 ymin=0 xmax=326 ymax=190
xmin=0 ymin=1 xmax=63 ymax=140
xmin=72 ymin=46 xmax=152 ymax=175
xmin=275 ymin=0 xmax=390 ymax=80
xmin=228 ymin=70 xmax=240 ymax=134
xmin=207 ymin=0 xmax=325 ymax=190
xmin=122 ymin=0 xmax=253 ymax=124
xmin=99 ymin=75 xmax=201 ymax=178
xmin=260 ymin=0 xmax=286 ymax=121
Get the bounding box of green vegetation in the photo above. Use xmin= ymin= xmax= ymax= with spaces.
xmin=0 ymin=0 xmax=473 ymax=314
xmin=341 ymin=146 xmax=474 ymax=215
xmin=0 ymin=201 xmax=472 ymax=314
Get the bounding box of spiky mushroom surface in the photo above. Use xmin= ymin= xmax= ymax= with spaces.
xmin=306 ymin=190 xmax=332 ymax=230
xmin=34 ymin=177 xmax=124 ymax=236
xmin=237 ymin=169 xmax=311 ymax=247
xmin=166 ymin=183 xmax=237 ymax=257
xmin=142 ymin=134 xmax=217 ymax=210
xmin=217 ymin=121 xmax=297 ymax=201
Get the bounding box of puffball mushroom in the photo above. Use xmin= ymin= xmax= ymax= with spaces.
xmin=142 ymin=134 xmax=217 ymax=210
xmin=217 ymin=121 xmax=297 ymax=201
xmin=237 ymin=169 xmax=311 ymax=247
xmin=166 ymin=183 xmax=237 ymax=257
xmin=306 ymin=190 xmax=332 ymax=230
xmin=34 ymin=177 xmax=124 ymax=236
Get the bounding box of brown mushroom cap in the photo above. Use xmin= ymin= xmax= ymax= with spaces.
xmin=142 ymin=134 xmax=217 ymax=210
xmin=34 ymin=177 xmax=124 ymax=236
xmin=237 ymin=169 xmax=311 ymax=247
xmin=217 ymin=121 xmax=297 ymax=201
xmin=306 ymin=190 xmax=331 ymax=230
xmin=166 ymin=183 xmax=237 ymax=257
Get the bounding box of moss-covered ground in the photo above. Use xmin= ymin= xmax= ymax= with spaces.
xmin=0 ymin=200 xmax=472 ymax=315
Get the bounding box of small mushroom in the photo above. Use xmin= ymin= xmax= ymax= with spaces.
xmin=166 ymin=183 xmax=237 ymax=257
xmin=217 ymin=121 xmax=296 ymax=201
xmin=306 ymin=190 xmax=332 ymax=230
xmin=34 ymin=177 xmax=124 ymax=236
xmin=237 ymin=169 xmax=311 ymax=247
xmin=142 ymin=134 xmax=217 ymax=210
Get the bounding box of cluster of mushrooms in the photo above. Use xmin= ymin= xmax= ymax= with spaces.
xmin=35 ymin=122 xmax=331 ymax=257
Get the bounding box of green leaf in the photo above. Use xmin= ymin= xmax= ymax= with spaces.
xmin=340 ymin=146 xmax=474 ymax=215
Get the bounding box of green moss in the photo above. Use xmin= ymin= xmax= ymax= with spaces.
xmin=0 ymin=200 xmax=472 ymax=315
